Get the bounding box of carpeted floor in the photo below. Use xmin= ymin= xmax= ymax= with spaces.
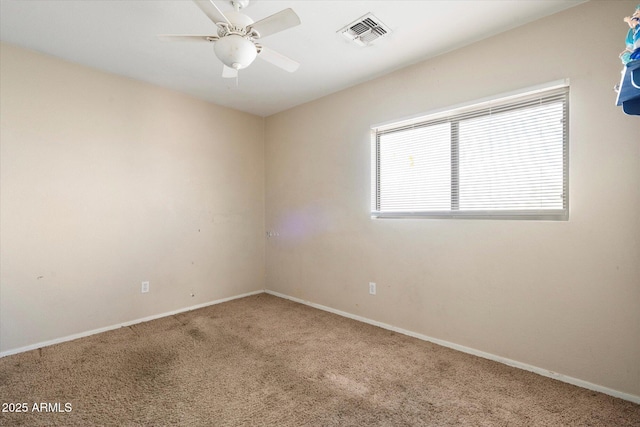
xmin=0 ymin=293 xmax=638 ymax=426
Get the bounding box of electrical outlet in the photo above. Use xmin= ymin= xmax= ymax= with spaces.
xmin=369 ymin=282 xmax=376 ymax=295
xmin=141 ymin=281 xmax=149 ymax=293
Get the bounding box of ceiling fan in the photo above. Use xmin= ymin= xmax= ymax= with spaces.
xmin=159 ymin=0 xmax=301 ymax=79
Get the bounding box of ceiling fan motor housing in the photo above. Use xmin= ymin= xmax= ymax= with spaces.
xmin=221 ymin=10 xmax=254 ymax=35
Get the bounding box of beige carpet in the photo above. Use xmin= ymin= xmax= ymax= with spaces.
xmin=0 ymin=293 xmax=638 ymax=426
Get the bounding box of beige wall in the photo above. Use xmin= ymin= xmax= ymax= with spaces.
xmin=265 ymin=0 xmax=640 ymax=398
xmin=0 ymin=43 xmax=265 ymax=353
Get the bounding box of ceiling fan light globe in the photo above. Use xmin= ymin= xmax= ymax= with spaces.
xmin=214 ymin=34 xmax=257 ymax=69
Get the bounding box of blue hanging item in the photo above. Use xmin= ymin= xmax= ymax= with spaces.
xmin=621 ymin=4 xmax=640 ymax=64
xmin=617 ymin=5 xmax=640 ymax=115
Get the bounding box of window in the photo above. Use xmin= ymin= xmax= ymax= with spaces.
xmin=371 ymin=83 xmax=569 ymax=220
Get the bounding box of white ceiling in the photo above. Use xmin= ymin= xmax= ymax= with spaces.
xmin=0 ymin=0 xmax=585 ymax=117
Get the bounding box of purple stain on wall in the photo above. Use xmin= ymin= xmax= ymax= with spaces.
xmin=278 ymin=205 xmax=331 ymax=240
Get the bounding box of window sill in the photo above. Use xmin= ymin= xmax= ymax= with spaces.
xmin=371 ymin=210 xmax=568 ymax=221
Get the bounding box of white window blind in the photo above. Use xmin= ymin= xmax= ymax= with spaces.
xmin=371 ymin=84 xmax=569 ymax=220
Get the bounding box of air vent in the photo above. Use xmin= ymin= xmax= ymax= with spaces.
xmin=339 ymin=13 xmax=391 ymax=46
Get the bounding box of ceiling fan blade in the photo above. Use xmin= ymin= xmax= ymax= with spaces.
xmin=222 ymin=65 xmax=238 ymax=79
xmin=157 ymin=35 xmax=218 ymax=43
xmin=248 ymin=8 xmax=300 ymax=39
xmin=258 ymin=46 xmax=299 ymax=73
xmin=193 ymin=0 xmax=230 ymax=26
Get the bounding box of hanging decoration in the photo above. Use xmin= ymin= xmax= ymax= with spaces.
xmin=615 ymin=4 xmax=640 ymax=115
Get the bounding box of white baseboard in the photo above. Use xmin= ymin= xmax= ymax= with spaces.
xmin=265 ymin=290 xmax=640 ymax=405
xmin=0 ymin=290 xmax=264 ymax=359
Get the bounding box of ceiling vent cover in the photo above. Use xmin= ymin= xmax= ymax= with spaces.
xmin=339 ymin=13 xmax=391 ymax=46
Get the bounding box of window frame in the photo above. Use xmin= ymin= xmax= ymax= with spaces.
xmin=371 ymin=81 xmax=570 ymax=221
